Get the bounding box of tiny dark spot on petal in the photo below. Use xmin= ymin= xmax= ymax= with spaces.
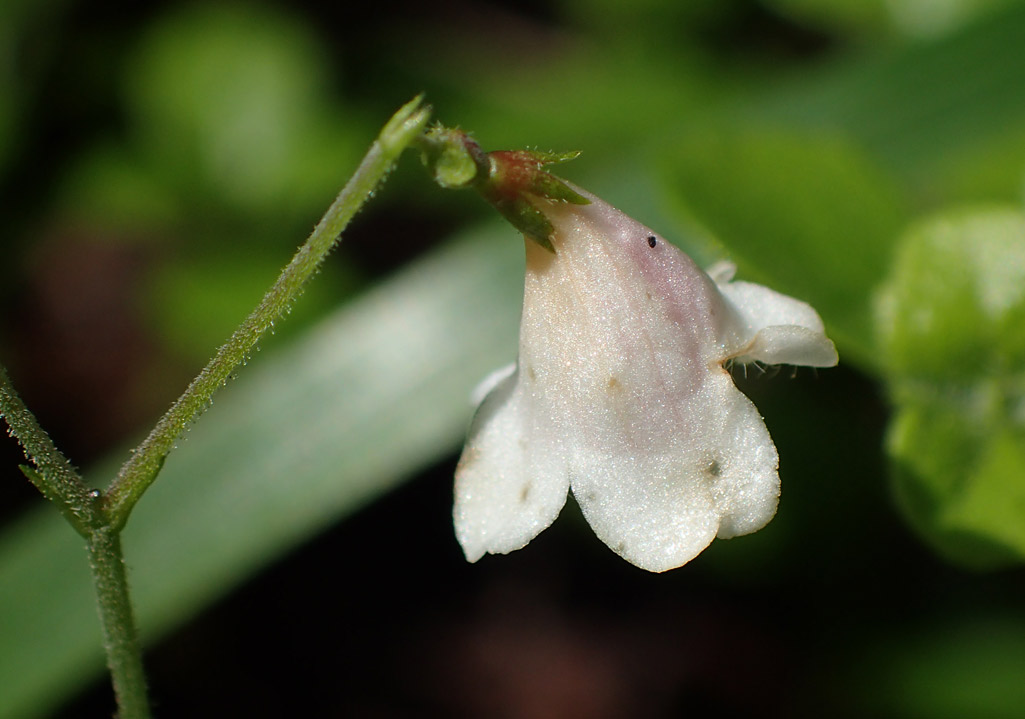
xmin=527 ymin=365 xmax=537 ymax=381
xmin=706 ymin=459 xmax=722 ymax=477
xmin=519 ymin=482 xmax=532 ymax=502
xmin=606 ymin=376 xmax=621 ymax=392
xmin=647 ymin=235 xmax=657 ymax=248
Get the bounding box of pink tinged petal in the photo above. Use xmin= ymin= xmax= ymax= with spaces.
xmin=454 ymin=180 xmax=835 ymax=571
xmin=515 ymin=188 xmax=783 ymax=571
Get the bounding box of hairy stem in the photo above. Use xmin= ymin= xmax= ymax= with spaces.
xmin=103 ymin=95 xmax=431 ymax=529
xmin=2 ymin=98 xmax=430 ymax=719
xmin=88 ymin=529 xmax=151 ymax=719
xmin=0 ymin=365 xmax=95 ymax=535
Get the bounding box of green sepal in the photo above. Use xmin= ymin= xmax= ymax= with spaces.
xmin=417 ymin=127 xmax=588 ymax=251
xmin=492 ymin=196 xmax=556 ymax=253
xmin=531 ymin=171 xmax=588 ymax=205
xmin=525 ymin=149 xmax=582 ymax=165
xmin=483 ymin=149 xmax=589 ymax=250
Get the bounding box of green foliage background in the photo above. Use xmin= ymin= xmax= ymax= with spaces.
xmin=2 ymin=0 xmax=1025 ymax=716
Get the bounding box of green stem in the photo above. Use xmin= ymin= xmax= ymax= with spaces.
xmin=103 ymin=95 xmax=431 ymax=530
xmin=88 ymin=528 xmax=152 ymax=719
xmin=2 ymin=98 xmax=430 ymax=719
xmin=0 ymin=365 xmax=96 ymax=535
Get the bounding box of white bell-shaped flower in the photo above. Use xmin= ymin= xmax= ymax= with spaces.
xmin=453 ymin=180 xmax=837 ymax=573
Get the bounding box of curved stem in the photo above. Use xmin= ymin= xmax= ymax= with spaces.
xmin=103 ymin=95 xmax=431 ymax=530
xmin=88 ymin=529 xmax=151 ymax=719
xmin=3 ymin=98 xmax=431 ymax=719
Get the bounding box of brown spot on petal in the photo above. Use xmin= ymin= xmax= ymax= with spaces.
xmin=519 ymin=482 xmax=532 ymax=503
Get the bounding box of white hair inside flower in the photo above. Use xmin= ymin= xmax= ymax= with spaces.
xmin=426 ymin=136 xmax=838 ymax=572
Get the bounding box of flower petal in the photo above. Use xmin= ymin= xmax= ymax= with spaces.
xmin=453 ymin=367 xmax=570 ymax=561
xmin=570 ymin=371 xmax=779 ymax=572
xmin=451 ymin=166 xmax=836 ymax=571
xmin=513 ymin=191 xmax=783 ymax=571
xmin=469 ymin=361 xmax=516 ymax=406
xmin=718 ymin=280 xmax=839 ymax=367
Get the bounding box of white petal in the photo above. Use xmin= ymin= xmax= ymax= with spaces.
xmin=469 ymin=361 xmax=516 ymax=406
xmin=705 ymin=260 xmax=737 ymax=283
xmin=453 ymin=180 xmax=835 ymax=572
xmin=517 ymin=192 xmax=781 ymax=571
xmin=718 ymin=280 xmax=838 ymax=367
xmin=741 ymin=325 xmax=839 ymax=367
xmin=453 ymin=367 xmax=570 ymax=561
xmin=569 ymin=371 xmax=779 ymax=573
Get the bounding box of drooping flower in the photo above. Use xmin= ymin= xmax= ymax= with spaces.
xmin=440 ymin=142 xmax=837 ymax=573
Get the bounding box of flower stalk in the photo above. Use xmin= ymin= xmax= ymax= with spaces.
xmin=104 ymin=95 xmax=432 ymax=530
xmin=1 ymin=96 xmax=432 ymax=718
xmin=88 ymin=529 xmax=152 ymax=719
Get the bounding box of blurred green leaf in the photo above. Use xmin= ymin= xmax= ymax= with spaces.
xmin=659 ymin=127 xmax=908 ymax=367
xmin=929 ymin=125 xmax=1025 ymax=207
xmin=750 ymin=2 xmax=1025 ymax=187
xmin=812 ymin=616 xmax=1025 ymax=718
xmin=0 ymin=224 xmax=524 ymax=719
xmin=124 ymin=4 xmax=366 ymax=226
xmin=56 ymin=144 xmax=182 ymax=231
xmin=556 ymin=0 xmax=730 ymax=37
xmin=766 ymin=0 xmax=890 ymax=36
xmin=878 ymin=208 xmax=1025 ymax=567
xmin=426 ymin=39 xmax=710 ymax=157
xmin=884 ymin=0 xmax=1020 ymax=38
xmin=144 ymin=250 xmax=357 ymax=364
xmin=766 ymin=0 xmax=1018 ymax=38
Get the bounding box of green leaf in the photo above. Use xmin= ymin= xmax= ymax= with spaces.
xmin=659 ymin=127 xmax=909 ymax=367
xmin=0 ymin=224 xmax=524 ymax=719
xmin=878 ymin=207 xmax=1025 ymax=567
